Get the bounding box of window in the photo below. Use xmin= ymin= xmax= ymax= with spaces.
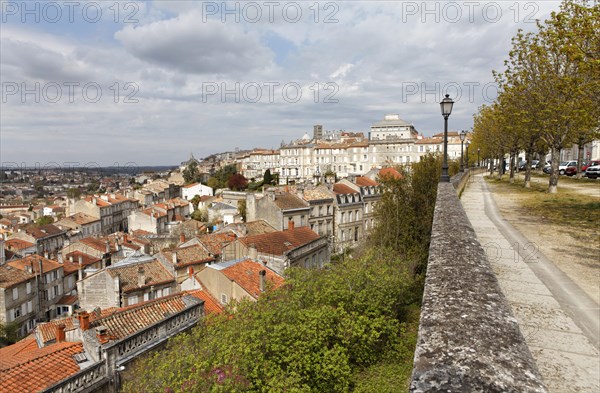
xmin=13 ymin=307 xmax=21 ymax=320
xmin=12 ymin=287 xmax=18 ymax=300
xmin=128 ymin=295 xmax=139 ymax=305
xmin=27 ymin=301 xmax=33 ymax=314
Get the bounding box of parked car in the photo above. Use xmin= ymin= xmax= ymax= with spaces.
xmin=543 ymin=163 xmax=552 ymax=174
xmin=558 ymin=161 xmax=577 ymax=175
xmin=585 ymin=165 xmax=600 ymax=179
xmin=582 ymin=160 xmax=600 ymax=172
xmin=565 ymin=165 xmax=578 ymax=176
xmin=531 ymin=160 xmax=541 ymax=169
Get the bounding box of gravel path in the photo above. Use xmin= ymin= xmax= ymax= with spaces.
xmin=461 ymin=173 xmax=599 ymax=393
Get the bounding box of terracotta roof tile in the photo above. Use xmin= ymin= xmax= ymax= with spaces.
xmin=4 ymin=238 xmax=35 ymax=250
xmin=378 ymin=168 xmax=403 ymax=180
xmin=186 ymin=289 xmax=223 ymax=315
xmin=240 ymin=227 xmax=321 ymax=256
xmin=333 ymin=184 xmax=358 ymax=195
xmin=107 ymin=259 xmax=174 ymax=293
xmin=221 ymin=259 xmax=284 ymax=299
xmin=8 ymin=255 xmax=62 ymax=275
xmin=273 ymin=192 xmax=309 ymax=210
xmin=354 ymin=176 xmax=378 ymax=187
xmin=22 ymin=224 xmax=65 ymax=239
xmin=0 ymin=341 xmax=84 ymax=392
xmin=197 ymin=233 xmax=236 ymax=256
xmin=0 ymin=337 xmax=39 ymax=369
xmin=162 ymin=245 xmax=215 ymax=268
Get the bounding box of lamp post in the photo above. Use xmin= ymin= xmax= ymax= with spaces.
xmin=440 ymin=94 xmax=454 ymax=182
xmin=465 ymin=140 xmax=470 ymax=169
xmin=477 ymin=148 xmax=481 ymax=167
xmin=459 ymin=130 xmax=466 ymax=172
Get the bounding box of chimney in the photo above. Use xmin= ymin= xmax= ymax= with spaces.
xmin=105 ymin=241 xmax=110 ymax=254
xmin=123 ymin=233 xmax=128 ymax=243
xmin=44 ymin=251 xmax=49 ymax=259
xmin=69 ymin=255 xmax=74 ymax=263
xmin=187 ymin=266 xmax=194 ymax=278
xmin=57 ymin=253 xmax=63 ymax=264
xmin=56 ymin=324 xmax=66 ymax=342
xmin=259 ymin=270 xmax=266 ymax=292
xmin=78 ymin=265 xmax=83 ymax=281
xmin=95 ymin=326 xmax=108 ymax=343
xmin=248 ymin=244 xmax=258 ymax=259
xmin=288 ymin=220 xmax=295 ymax=230
xmin=78 ymin=255 xmax=83 ymax=266
xmin=172 ymin=252 xmax=177 ymax=265
xmin=138 ymin=266 xmax=145 ymax=287
xmin=180 ymin=233 xmax=185 ymax=244
xmin=79 ymin=311 xmax=90 ymax=330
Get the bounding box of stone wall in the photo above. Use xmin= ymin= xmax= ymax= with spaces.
xmin=409 ymin=171 xmax=547 ymax=392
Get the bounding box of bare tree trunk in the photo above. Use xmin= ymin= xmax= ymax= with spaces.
xmin=497 ymin=156 xmax=503 ymax=180
xmin=524 ymin=151 xmax=532 ymax=188
xmin=509 ymin=153 xmax=515 ymax=183
xmin=549 ymin=147 xmax=560 ymax=193
xmin=576 ymin=142 xmax=585 ymax=179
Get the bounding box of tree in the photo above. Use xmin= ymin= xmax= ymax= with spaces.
xmin=183 ymin=161 xmax=200 ymax=185
xmin=36 ymin=216 xmax=54 ymax=226
xmin=121 ymin=249 xmax=420 ymax=392
xmin=227 ymin=173 xmax=248 ymax=191
xmin=66 ymin=187 xmax=81 ymax=199
xmin=263 ymin=169 xmax=273 ymax=185
xmin=191 ymin=208 xmax=208 ymax=222
xmin=190 ymin=194 xmax=202 ymax=211
xmin=238 ymin=200 xmax=246 ymax=222
xmin=0 ymin=322 xmax=19 ymax=346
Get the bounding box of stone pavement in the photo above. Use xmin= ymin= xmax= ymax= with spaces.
xmin=460 ymin=173 xmax=599 ymax=393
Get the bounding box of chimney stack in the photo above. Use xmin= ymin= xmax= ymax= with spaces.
xmin=56 ymin=324 xmax=66 ymax=342
xmin=180 ymin=233 xmax=185 ymax=244
xmin=105 ymin=241 xmax=110 ymax=254
xmin=44 ymin=251 xmax=49 ymax=259
xmin=69 ymin=255 xmax=74 ymax=263
xmin=172 ymin=251 xmax=177 ymax=265
xmin=95 ymin=326 xmax=108 ymax=343
xmin=288 ymin=220 xmax=295 ymax=230
xmin=138 ymin=266 xmax=145 ymax=287
xmin=79 ymin=311 xmax=90 ymax=330
xmin=187 ymin=266 xmax=194 ymax=278
xmin=249 ymin=244 xmax=258 ymax=259
xmin=78 ymin=255 xmax=83 ymax=266
xmin=57 ymin=253 xmax=63 ymax=264
xmin=259 ymin=270 xmax=266 ymax=292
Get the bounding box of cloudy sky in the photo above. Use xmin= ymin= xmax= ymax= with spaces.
xmin=1 ymin=0 xmax=561 ymax=166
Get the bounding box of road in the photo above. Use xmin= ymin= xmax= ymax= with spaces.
xmin=460 ymin=173 xmax=599 ymax=393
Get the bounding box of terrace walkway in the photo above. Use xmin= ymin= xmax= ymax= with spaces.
xmin=461 ymin=173 xmax=599 ymax=393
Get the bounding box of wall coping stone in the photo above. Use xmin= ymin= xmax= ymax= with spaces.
xmin=409 ymin=174 xmax=547 ymax=392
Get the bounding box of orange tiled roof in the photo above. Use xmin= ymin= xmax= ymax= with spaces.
xmin=8 ymin=254 xmax=61 ymax=275
xmin=221 ymin=259 xmax=284 ymax=299
xmin=63 ymin=251 xmax=101 ymax=273
xmin=240 ymin=227 xmax=321 ymax=256
xmin=354 ymin=176 xmax=378 ymax=187
xmin=378 ymin=168 xmax=403 ymax=180
xmin=68 ymin=212 xmax=100 ymax=225
xmin=0 ymin=341 xmax=84 ymax=392
xmin=22 ymin=224 xmax=64 ymax=239
xmin=333 ymin=184 xmax=358 ymax=195
xmin=186 ymin=289 xmax=223 ymax=315
xmin=79 ymin=237 xmax=114 ymax=253
xmin=4 ymin=238 xmax=35 ymax=250
xmin=36 ymin=308 xmax=119 ymax=345
xmin=0 ymin=337 xmax=39 ymax=369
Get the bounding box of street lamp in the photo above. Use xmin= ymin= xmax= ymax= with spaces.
xmin=465 ymin=140 xmax=471 ymax=169
xmin=459 ymin=130 xmax=466 ymax=172
xmin=440 ymin=94 xmax=454 ymax=182
xmin=477 ymin=148 xmax=481 ymax=167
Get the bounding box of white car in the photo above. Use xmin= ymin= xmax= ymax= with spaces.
xmin=558 ymin=160 xmax=577 ymax=175
xmin=585 ymin=165 xmax=600 ymax=179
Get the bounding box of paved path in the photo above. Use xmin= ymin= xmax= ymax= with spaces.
xmin=461 ymin=174 xmax=600 ymax=393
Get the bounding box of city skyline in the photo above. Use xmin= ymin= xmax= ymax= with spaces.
xmin=1 ymin=1 xmax=562 ymax=165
